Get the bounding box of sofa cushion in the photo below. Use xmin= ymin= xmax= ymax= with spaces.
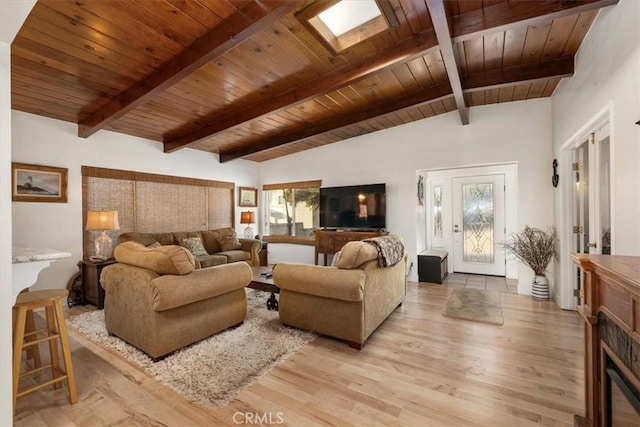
xmin=218 ymin=250 xmax=251 ymax=263
xmin=178 ymin=236 xmax=208 ymax=257
xmin=336 ymin=241 xmax=379 ymax=269
xmin=149 ymin=262 xmax=252 ymax=311
xmin=119 ymin=232 xmax=175 ymax=246
xmin=273 ymin=263 xmax=365 ymax=302
xmin=197 ymin=254 xmax=228 ymax=268
xmin=200 ymin=230 xmax=222 ymax=254
xmin=219 ymin=233 xmax=241 ymax=251
xmin=114 ymin=241 xmax=196 ymax=275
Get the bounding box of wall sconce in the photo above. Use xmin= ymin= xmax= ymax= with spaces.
xmin=552 ymin=159 xmax=559 ymax=188
xmin=86 ymin=210 xmax=120 ymax=261
xmin=240 ymin=211 xmax=256 ymax=239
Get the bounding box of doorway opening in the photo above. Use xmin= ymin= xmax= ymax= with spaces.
xmin=559 ymin=106 xmax=613 ymax=310
xmin=421 ymin=163 xmax=518 ymax=280
xmin=568 ymin=122 xmax=611 ymax=307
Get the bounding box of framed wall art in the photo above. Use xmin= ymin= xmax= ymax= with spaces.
xmin=12 ymin=162 xmax=68 ymax=203
xmin=238 ymin=186 xmax=257 ymax=207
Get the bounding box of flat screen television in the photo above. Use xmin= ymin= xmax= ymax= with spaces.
xmin=319 ymin=183 xmax=386 ymax=230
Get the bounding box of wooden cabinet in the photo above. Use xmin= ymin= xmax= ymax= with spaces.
xmin=314 ymin=230 xmax=387 ymax=265
xmin=79 ymin=259 xmax=116 ymax=309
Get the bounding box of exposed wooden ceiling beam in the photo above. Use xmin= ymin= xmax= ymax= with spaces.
xmin=77 ymin=1 xmax=298 ymax=138
xmin=163 ymin=29 xmax=439 ymax=153
xmin=462 ymin=56 xmax=575 ymax=91
xmin=220 ymin=57 xmax=576 ymax=162
xmin=426 ymin=0 xmax=468 ymax=125
xmin=165 ymin=0 xmax=609 ymax=153
xmin=453 ymin=0 xmax=619 ymax=43
xmin=219 ymin=83 xmax=453 ymax=162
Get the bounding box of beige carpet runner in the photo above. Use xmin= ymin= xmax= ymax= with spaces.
xmin=67 ymin=290 xmax=316 ymax=407
xmin=442 ymin=288 xmax=504 ymax=325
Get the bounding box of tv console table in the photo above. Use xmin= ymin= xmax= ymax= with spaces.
xmin=314 ymin=230 xmax=387 ymax=265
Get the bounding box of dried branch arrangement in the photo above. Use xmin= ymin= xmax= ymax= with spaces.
xmin=501 ymin=226 xmax=558 ymax=276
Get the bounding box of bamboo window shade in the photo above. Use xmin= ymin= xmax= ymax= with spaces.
xmin=82 ymin=166 xmax=234 ymax=258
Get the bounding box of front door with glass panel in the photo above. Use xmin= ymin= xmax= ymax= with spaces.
xmin=452 ymin=175 xmax=506 ymax=276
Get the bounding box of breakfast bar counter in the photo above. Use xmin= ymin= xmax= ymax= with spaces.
xmin=12 ymin=246 xmax=71 ymax=303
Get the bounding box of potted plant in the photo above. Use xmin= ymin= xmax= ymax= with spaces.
xmin=501 ymin=226 xmax=558 ymax=300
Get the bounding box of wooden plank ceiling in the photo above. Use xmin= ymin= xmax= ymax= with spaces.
xmin=11 ymin=0 xmax=617 ymax=162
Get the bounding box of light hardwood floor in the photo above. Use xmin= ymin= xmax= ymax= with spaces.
xmin=441 ymin=273 xmax=519 ymax=294
xmin=13 ymin=282 xmax=584 ymax=426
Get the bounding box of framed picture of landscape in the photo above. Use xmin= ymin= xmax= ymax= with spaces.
xmin=12 ymin=162 xmax=68 ymax=203
xmin=239 ymin=186 xmax=257 ymax=207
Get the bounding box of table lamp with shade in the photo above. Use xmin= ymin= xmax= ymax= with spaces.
xmin=240 ymin=211 xmax=256 ymax=239
xmin=86 ymin=210 xmax=119 ymax=261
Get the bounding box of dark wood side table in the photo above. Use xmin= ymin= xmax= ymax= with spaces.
xmin=79 ymin=259 xmax=116 ymax=309
xmin=258 ymin=242 xmax=268 ymax=267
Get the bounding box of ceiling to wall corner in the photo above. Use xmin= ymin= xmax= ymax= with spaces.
xmin=0 ymin=0 xmax=35 ymax=43
xmin=10 ymin=0 xmax=617 ymax=162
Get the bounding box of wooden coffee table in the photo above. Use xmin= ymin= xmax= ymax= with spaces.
xmin=248 ymin=266 xmax=279 ymax=310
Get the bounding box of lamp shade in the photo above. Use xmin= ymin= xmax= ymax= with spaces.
xmin=86 ymin=210 xmax=120 ymax=230
xmin=240 ymin=211 xmax=255 ymax=224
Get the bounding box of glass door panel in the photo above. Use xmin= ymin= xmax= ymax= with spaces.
xmin=572 ymin=140 xmax=589 ymax=306
xmin=598 ymin=135 xmax=611 ymax=254
xmin=452 ymin=175 xmax=505 ymax=276
xmin=462 ymin=183 xmax=495 ymax=264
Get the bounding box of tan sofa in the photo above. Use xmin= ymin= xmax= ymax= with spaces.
xmin=118 ymin=227 xmax=261 ymax=267
xmin=100 ymin=241 xmax=251 ymax=359
xmin=273 ymin=236 xmax=407 ymax=349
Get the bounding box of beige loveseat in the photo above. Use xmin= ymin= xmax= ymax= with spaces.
xmin=273 ymin=236 xmax=407 ymax=349
xmin=100 ymin=241 xmax=251 ymax=359
xmin=118 ymin=227 xmax=261 ymax=267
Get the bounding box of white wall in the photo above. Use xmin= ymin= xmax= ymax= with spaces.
xmin=0 ymin=40 xmax=14 ymax=427
xmin=11 ymin=111 xmax=260 ymax=290
xmin=259 ymin=99 xmax=554 ymax=293
xmin=1 ymin=0 xmax=36 ymax=423
xmin=552 ymin=0 xmax=640 ymax=307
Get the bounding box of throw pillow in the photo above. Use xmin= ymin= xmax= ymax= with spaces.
xmin=218 ymin=233 xmax=241 ymax=251
xmin=146 ymin=241 xmax=162 ymax=249
xmin=178 ymin=236 xmax=208 ymax=257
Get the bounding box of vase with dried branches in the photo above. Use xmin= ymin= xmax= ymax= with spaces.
xmin=501 ymin=226 xmax=558 ymax=299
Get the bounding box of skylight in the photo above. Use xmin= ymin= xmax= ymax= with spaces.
xmin=317 ymin=0 xmax=382 ymax=37
xmin=297 ymin=0 xmax=397 ymax=54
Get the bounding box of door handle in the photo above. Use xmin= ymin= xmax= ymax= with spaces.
xmin=588 ymin=242 xmax=597 ymax=248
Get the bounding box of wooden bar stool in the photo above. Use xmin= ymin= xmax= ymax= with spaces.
xmin=12 ymin=289 xmax=78 ymax=414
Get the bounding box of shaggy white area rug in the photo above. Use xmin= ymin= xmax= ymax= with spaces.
xmin=67 ymin=290 xmax=316 ymax=407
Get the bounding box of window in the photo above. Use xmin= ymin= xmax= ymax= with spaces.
xmin=263 ymin=180 xmax=321 ymax=239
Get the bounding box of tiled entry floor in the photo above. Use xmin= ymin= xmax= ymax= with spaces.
xmin=440 ymin=273 xmax=518 ymax=294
